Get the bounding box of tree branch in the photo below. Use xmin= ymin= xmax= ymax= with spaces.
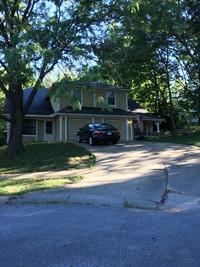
xmin=0 ymin=113 xmax=12 ymax=122
xmin=0 ymin=19 xmax=12 ymax=46
xmin=0 ymin=81 xmax=9 ymax=97
xmin=22 ymin=0 xmax=40 ymax=22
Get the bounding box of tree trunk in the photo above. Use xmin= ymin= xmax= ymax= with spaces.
xmin=6 ymin=83 xmax=24 ymax=156
xmin=6 ymin=112 xmax=24 ymax=156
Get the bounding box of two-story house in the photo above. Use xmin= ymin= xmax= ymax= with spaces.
xmin=4 ymin=82 xmax=163 ymax=143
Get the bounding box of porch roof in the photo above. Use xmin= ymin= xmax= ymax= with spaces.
xmin=57 ymin=106 xmax=132 ymax=117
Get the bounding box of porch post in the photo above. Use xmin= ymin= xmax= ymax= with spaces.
xmin=126 ymin=119 xmax=129 ymax=141
xmin=35 ymin=120 xmax=38 ymax=142
xmin=65 ymin=117 xmax=68 ymax=141
xmin=155 ymin=121 xmax=161 ymax=132
xmin=59 ymin=116 xmax=62 ymax=141
xmin=7 ymin=122 xmax=10 ymax=144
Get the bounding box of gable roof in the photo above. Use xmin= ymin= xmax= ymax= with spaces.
xmin=51 ymin=81 xmax=130 ymax=93
xmin=128 ymin=100 xmax=150 ymax=114
xmin=4 ymin=87 xmax=54 ymax=116
xmin=75 ymin=82 xmax=130 ymax=92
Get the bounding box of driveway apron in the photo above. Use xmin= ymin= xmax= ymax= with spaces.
xmin=2 ymin=142 xmax=200 ymax=211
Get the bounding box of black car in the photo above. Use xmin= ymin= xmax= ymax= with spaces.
xmin=77 ymin=123 xmax=120 ymax=145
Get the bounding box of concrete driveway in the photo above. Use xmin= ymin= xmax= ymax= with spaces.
xmin=2 ymin=141 xmax=200 ymax=211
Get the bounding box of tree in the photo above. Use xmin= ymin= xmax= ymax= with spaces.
xmin=90 ymin=0 xmax=200 ymax=129
xmin=0 ymin=0 xmax=130 ymax=156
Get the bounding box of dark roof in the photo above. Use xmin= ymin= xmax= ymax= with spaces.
xmin=58 ymin=106 xmax=132 ymax=116
xmin=128 ymin=100 xmax=144 ymax=111
xmin=4 ymin=87 xmax=54 ymax=116
xmin=52 ymin=81 xmax=130 ymax=92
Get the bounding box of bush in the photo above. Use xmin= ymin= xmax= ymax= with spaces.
xmin=0 ymin=131 xmax=6 ymax=146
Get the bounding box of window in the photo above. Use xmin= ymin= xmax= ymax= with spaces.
xmin=72 ymin=89 xmax=82 ymax=103
xmin=46 ymin=121 xmax=53 ymax=134
xmin=23 ymin=119 xmax=36 ymax=135
xmin=107 ymin=92 xmax=115 ymax=106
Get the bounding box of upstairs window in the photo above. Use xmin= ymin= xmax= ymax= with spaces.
xmin=107 ymin=92 xmax=115 ymax=106
xmin=72 ymin=89 xmax=82 ymax=103
xmin=23 ymin=119 xmax=36 ymax=135
xmin=71 ymin=89 xmax=82 ymax=110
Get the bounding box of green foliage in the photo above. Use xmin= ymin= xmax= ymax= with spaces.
xmin=89 ymin=0 xmax=200 ymax=130
xmin=0 ymin=0 xmax=136 ymax=155
xmin=97 ymin=96 xmax=113 ymax=112
xmin=0 ymin=92 xmax=6 ymax=145
xmin=149 ymin=126 xmax=200 ymax=147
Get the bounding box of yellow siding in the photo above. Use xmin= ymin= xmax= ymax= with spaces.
xmin=83 ymin=90 xmax=94 ymax=107
xmin=54 ymin=117 xmax=60 ymax=141
xmin=60 ymin=96 xmax=71 ymax=110
xmin=50 ymin=98 xmax=60 ymax=112
xmin=116 ymin=92 xmax=127 ymax=110
xmin=105 ymin=119 xmax=125 ymax=141
xmin=22 ymin=136 xmax=36 ymax=143
xmin=37 ymin=120 xmax=44 ymax=141
xmin=68 ymin=118 xmax=90 ymax=140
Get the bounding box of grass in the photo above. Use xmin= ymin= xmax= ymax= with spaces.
xmin=0 ymin=142 xmax=95 ymax=174
xmin=0 ymin=176 xmax=83 ymax=196
xmin=148 ymin=126 xmax=200 ymax=147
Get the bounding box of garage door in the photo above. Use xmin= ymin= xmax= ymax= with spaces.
xmin=104 ymin=119 xmax=125 ymax=141
xmin=68 ymin=118 xmax=90 ymax=141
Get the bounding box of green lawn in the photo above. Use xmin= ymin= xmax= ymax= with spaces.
xmin=0 ymin=142 xmax=95 ymax=174
xmin=148 ymin=126 xmax=200 ymax=147
xmin=0 ymin=176 xmax=83 ymax=196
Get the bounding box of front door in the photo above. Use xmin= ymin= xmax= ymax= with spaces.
xmin=44 ymin=121 xmax=54 ymax=142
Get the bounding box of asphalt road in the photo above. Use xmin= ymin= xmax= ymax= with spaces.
xmin=1 ymin=204 xmax=200 ymax=267
xmin=1 ymin=142 xmax=200 ymax=266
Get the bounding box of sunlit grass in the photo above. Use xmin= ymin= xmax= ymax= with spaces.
xmin=0 ymin=176 xmax=83 ymax=196
xmin=0 ymin=142 xmax=95 ymax=174
xmin=148 ymin=126 xmax=200 ymax=147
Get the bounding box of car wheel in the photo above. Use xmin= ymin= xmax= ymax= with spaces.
xmin=112 ymin=141 xmax=117 ymax=144
xmin=77 ymin=134 xmax=82 ymax=143
xmin=89 ymin=137 xmax=95 ymax=146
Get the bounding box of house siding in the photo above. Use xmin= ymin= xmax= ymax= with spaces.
xmin=22 ymin=136 xmax=36 ymax=143
xmin=116 ymin=92 xmax=127 ymax=110
xmin=60 ymin=97 xmax=71 ymax=110
xmin=82 ymin=90 xmax=94 ymax=107
xmin=37 ymin=120 xmax=44 ymax=142
xmin=54 ymin=117 xmax=60 ymax=142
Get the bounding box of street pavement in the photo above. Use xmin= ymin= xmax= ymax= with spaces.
xmin=1 ymin=141 xmax=200 ymax=267
xmin=1 ymin=141 xmax=200 ymax=212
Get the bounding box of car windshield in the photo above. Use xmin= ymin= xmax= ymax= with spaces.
xmin=94 ymin=124 xmax=115 ymax=131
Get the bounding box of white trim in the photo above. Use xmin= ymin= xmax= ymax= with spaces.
xmin=36 ymin=120 xmax=38 ymax=142
xmin=65 ymin=117 xmax=68 ymax=141
xmin=57 ymin=98 xmax=60 ymax=111
xmin=94 ymin=92 xmax=96 ymax=107
xmin=126 ymin=93 xmax=128 ymax=111
xmin=59 ymin=116 xmax=62 ymax=141
xmin=126 ymin=119 xmax=129 ymax=141
xmin=56 ymin=112 xmax=129 ymax=119
xmin=130 ymin=120 xmax=133 ymax=140
xmin=43 ymin=120 xmax=54 ymax=142
xmin=7 ymin=122 xmax=10 ymax=143
xmin=24 ymin=114 xmax=54 ymax=118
